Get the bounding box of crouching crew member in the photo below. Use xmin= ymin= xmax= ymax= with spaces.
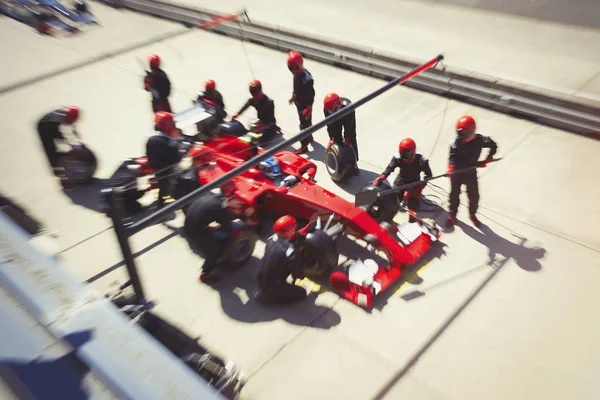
xmin=184 ymin=181 xmax=238 ymax=283
xmin=446 ymin=115 xmax=498 ymax=229
xmin=374 ymin=138 xmax=432 ymax=222
xmin=256 ymin=215 xmax=308 ymax=305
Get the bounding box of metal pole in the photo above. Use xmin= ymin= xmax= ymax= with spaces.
xmin=126 ymin=54 xmax=444 ymax=236
xmin=105 ymin=188 xmax=146 ymax=302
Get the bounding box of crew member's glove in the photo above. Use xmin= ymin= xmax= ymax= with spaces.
xmin=288 ymin=93 xmax=295 ymax=105
xmin=231 ymin=113 xmax=239 ymax=120
xmin=344 ymin=137 xmax=352 ymax=147
xmin=478 ymin=157 xmax=492 ymax=168
xmin=374 ymin=174 xmax=386 ymax=186
xmin=302 ymin=105 xmax=312 ymax=118
xmin=446 ymin=165 xmax=455 ymax=176
xmin=327 ymin=138 xmax=334 ymax=149
xmin=144 ymin=76 xmax=151 ymax=91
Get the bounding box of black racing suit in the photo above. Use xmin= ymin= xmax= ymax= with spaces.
xmin=196 ymin=90 xmax=226 ymax=121
xmin=184 ymin=192 xmax=236 ymax=273
xmin=448 ymin=133 xmax=498 ymax=216
xmin=145 ymin=131 xmax=181 ymax=206
xmin=292 ymin=68 xmax=315 ymax=147
xmin=380 ymin=153 xmax=433 ymax=212
xmin=257 ymin=235 xmax=307 ymax=304
xmin=144 ymin=68 xmax=172 ymax=112
xmin=236 ymin=94 xmax=278 ymax=140
xmin=323 ymin=97 xmax=359 ymax=161
xmin=36 ymin=109 xmax=66 ymax=168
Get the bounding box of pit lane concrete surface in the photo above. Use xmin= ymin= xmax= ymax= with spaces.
xmin=1 ymin=3 xmax=600 ymax=400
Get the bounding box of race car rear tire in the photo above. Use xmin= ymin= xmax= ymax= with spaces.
xmin=359 ymin=181 xmax=400 ymax=222
xmin=301 ymin=229 xmax=339 ymax=278
xmin=106 ymin=159 xmax=146 ymax=214
xmin=324 ymin=143 xmax=357 ymax=182
xmin=215 ymin=120 xmax=248 ymax=137
xmin=220 ymin=230 xmax=258 ymax=271
xmin=57 ymin=145 xmax=97 ymax=185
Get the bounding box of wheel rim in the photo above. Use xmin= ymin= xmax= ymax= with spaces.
xmin=325 ymin=151 xmax=338 ymax=175
xmin=230 ymin=237 xmax=253 ymax=263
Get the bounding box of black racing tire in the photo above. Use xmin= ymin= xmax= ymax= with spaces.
xmin=359 ymin=181 xmax=400 ymax=223
xmin=324 ymin=143 xmax=356 ymax=182
xmin=220 ymin=229 xmax=258 ymax=271
xmin=57 ymin=145 xmax=97 ymax=185
xmin=301 ymin=229 xmax=339 ymax=278
xmin=215 ymin=120 xmax=248 ymax=137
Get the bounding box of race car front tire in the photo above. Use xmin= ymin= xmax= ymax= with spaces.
xmin=301 ymin=228 xmax=339 ymax=278
xmin=220 ymin=229 xmax=258 ymax=270
xmin=359 ymin=181 xmax=400 ymax=222
xmin=324 ymin=143 xmax=357 ymax=182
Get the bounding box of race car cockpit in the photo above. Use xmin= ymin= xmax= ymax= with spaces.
xmin=258 ymin=157 xmax=300 ymax=188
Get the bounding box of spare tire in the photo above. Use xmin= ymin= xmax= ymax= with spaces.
xmin=359 ymin=181 xmax=400 ymax=223
xmin=106 ymin=159 xmax=146 ymax=214
xmin=57 ymin=144 xmax=97 ymax=185
xmin=324 ymin=143 xmax=356 ymax=182
xmin=215 ymin=120 xmax=248 ymax=137
xmin=301 ymin=229 xmax=339 ymax=278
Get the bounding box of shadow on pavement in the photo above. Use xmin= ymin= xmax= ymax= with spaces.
xmin=0 ymin=331 xmax=93 ymax=400
xmin=205 ymin=258 xmax=342 ymax=329
xmin=332 ymin=169 xmax=381 ymax=196
xmin=62 ymin=178 xmax=108 ymax=213
xmin=458 ymin=221 xmax=546 ymax=272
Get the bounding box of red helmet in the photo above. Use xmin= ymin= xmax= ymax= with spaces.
xmin=287 ymin=50 xmax=304 ymax=75
xmin=220 ymin=180 xmax=237 ymax=198
xmin=189 ymin=145 xmax=213 ymax=167
xmin=249 ymin=79 xmax=262 ymax=99
xmin=273 ymin=215 xmax=297 ymax=240
xmin=155 ymin=111 xmax=176 ymax=135
xmin=205 ymin=79 xmax=216 ymax=91
xmin=149 ymin=54 xmax=160 ymax=69
xmin=456 ymin=115 xmax=476 ymax=141
xmin=399 ymin=138 xmax=416 ymax=162
xmin=62 ymin=106 xmax=80 ymax=124
xmin=324 ymin=93 xmax=341 ymax=112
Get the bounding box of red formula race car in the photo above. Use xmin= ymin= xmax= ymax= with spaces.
xmin=113 ymin=103 xmax=442 ymax=308
xmin=185 ymin=112 xmax=441 ymax=307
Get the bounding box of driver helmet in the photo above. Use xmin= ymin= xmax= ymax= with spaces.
xmin=258 ymin=157 xmax=282 ymax=179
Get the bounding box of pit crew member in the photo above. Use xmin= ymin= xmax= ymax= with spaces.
xmin=184 ymin=181 xmax=238 ymax=283
xmin=446 ymin=115 xmax=498 ymax=229
xmin=232 ymin=80 xmax=279 ymax=137
xmin=256 ymin=215 xmax=308 ymax=305
xmin=287 ymin=51 xmax=315 ymax=154
xmin=374 ymin=138 xmax=433 ymax=222
xmin=144 ymin=54 xmax=172 ymax=112
xmin=145 ymin=112 xmax=182 ymax=208
xmin=36 ymin=105 xmax=80 ymax=171
xmin=323 ymin=93 xmax=359 ymax=176
xmin=195 ymin=79 xmax=226 ymax=120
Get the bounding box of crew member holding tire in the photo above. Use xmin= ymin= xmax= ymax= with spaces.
xmin=287 ymin=51 xmax=315 ymax=154
xmin=232 ymin=80 xmax=279 ymax=139
xmin=184 ymin=181 xmax=238 ymax=283
xmin=256 ymin=215 xmax=308 ymax=305
xmin=446 ymin=115 xmax=497 ymax=229
xmin=145 ymin=112 xmax=182 ymax=209
xmin=323 ymin=93 xmax=359 ymax=176
xmin=374 ymin=138 xmax=432 ymax=222
xmin=144 ymin=54 xmax=172 ymax=113
xmin=36 ymin=105 xmax=80 ymax=188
